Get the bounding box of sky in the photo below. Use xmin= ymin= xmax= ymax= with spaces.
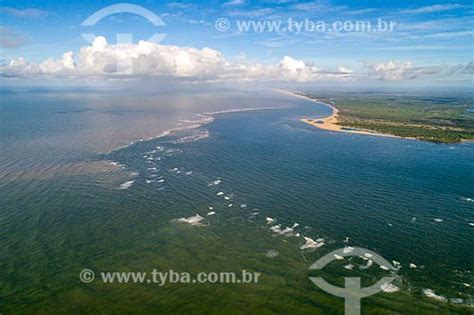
xmin=0 ymin=0 xmax=473 ymax=86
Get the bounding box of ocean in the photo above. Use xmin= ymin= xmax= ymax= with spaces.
xmin=1 ymin=88 xmax=473 ymax=314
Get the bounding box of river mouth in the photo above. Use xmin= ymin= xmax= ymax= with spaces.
xmin=1 ymin=89 xmax=473 ymax=313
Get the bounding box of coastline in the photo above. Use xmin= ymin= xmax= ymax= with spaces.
xmin=274 ymin=89 xmax=402 ymax=139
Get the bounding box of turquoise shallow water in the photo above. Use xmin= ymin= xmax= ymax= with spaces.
xmin=1 ymin=89 xmax=473 ymax=313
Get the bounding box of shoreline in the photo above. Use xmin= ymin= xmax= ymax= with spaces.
xmin=273 ymin=89 xmax=402 ymax=139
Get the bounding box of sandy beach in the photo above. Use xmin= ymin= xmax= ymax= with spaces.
xmin=274 ymin=89 xmax=400 ymax=138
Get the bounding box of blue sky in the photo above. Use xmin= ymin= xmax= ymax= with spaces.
xmin=0 ymin=0 xmax=473 ymax=84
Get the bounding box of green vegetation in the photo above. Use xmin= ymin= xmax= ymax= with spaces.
xmin=302 ymin=92 xmax=474 ymax=143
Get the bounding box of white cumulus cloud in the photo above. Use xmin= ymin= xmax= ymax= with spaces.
xmin=3 ymin=37 xmax=469 ymax=82
xmin=0 ymin=36 xmax=352 ymax=82
xmin=369 ymin=60 xmax=416 ymax=80
xmin=367 ymin=59 xmax=473 ymax=80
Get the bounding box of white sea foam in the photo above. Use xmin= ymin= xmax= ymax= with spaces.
xmin=107 ymin=130 xmax=171 ymax=153
xmin=360 ymin=259 xmax=373 ymax=270
xmin=119 ymin=116 xmax=213 ymax=154
xmin=300 ymin=236 xmax=325 ymax=250
xmin=208 ymin=179 xmax=222 ymax=186
xmin=270 ymin=224 xmax=295 ymax=236
xmin=381 ymin=283 xmax=400 ymax=293
xmin=119 ymin=180 xmax=134 ymax=190
xmin=269 ymin=224 xmax=281 ymax=233
xmin=469 ymin=222 xmax=474 ymax=226
xmin=266 ymin=217 xmax=275 ymax=224
xmin=265 ymin=249 xmax=279 ymax=258
xmin=203 ymin=107 xmax=282 ymax=116
xmin=183 ymin=114 xmax=215 ymax=125
xmin=108 ymin=161 xmax=125 ymax=169
xmin=343 ymin=246 xmax=354 ymax=254
xmin=433 ymin=218 xmax=443 ymax=223
xmin=174 ymin=130 xmax=210 ymax=144
xmin=164 ymin=148 xmax=182 ymax=156
xmin=175 ymin=214 xmax=206 ymax=226
xmin=449 ymin=298 xmax=464 ymax=304
xmin=422 ymin=289 xmax=447 ymax=302
xmin=344 ymin=264 xmax=354 ymax=270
